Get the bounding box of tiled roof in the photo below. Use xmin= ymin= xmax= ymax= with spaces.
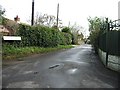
xmin=0 ymin=25 xmax=9 ymax=33
xmin=0 ymin=18 xmax=19 ymax=35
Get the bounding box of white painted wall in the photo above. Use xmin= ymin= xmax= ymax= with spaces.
xmin=98 ymin=48 xmax=120 ymax=72
xmin=98 ymin=49 xmax=106 ymax=65
xmin=108 ymin=55 xmax=120 ymax=71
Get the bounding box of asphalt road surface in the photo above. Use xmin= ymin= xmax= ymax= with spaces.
xmin=2 ymin=44 xmax=119 ymax=88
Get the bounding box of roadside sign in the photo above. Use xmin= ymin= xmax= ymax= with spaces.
xmin=3 ymin=36 xmax=21 ymax=41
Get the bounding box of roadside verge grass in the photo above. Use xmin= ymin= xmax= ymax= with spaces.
xmin=2 ymin=45 xmax=74 ymax=60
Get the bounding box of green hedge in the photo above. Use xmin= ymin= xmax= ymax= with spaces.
xmin=3 ymin=24 xmax=72 ymax=47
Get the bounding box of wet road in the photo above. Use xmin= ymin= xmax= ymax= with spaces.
xmin=2 ymin=44 xmax=119 ymax=88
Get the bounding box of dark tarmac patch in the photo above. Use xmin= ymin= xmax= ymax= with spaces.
xmin=17 ymin=58 xmax=24 ymax=61
xmin=49 ymin=64 xmax=60 ymax=69
xmin=34 ymin=71 xmax=39 ymax=74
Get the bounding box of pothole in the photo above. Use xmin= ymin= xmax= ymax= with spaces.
xmin=49 ymin=63 xmax=65 ymax=69
xmin=49 ymin=64 xmax=60 ymax=69
xmin=34 ymin=71 xmax=39 ymax=74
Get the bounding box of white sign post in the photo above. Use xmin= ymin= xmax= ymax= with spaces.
xmin=3 ymin=36 xmax=21 ymax=41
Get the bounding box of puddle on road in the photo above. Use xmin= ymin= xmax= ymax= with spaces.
xmin=66 ymin=68 xmax=78 ymax=74
xmin=65 ymin=60 xmax=87 ymax=64
xmin=22 ymin=71 xmax=39 ymax=75
xmin=23 ymin=71 xmax=33 ymax=74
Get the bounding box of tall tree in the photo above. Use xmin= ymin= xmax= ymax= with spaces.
xmin=0 ymin=5 xmax=5 ymax=16
xmin=88 ymin=16 xmax=107 ymax=52
xmin=67 ymin=23 xmax=85 ymax=44
xmin=0 ymin=5 xmax=5 ymax=24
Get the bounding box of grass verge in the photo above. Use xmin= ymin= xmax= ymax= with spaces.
xmin=2 ymin=45 xmax=74 ymax=60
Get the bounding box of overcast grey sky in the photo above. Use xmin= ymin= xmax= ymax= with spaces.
xmin=0 ymin=0 xmax=120 ymax=35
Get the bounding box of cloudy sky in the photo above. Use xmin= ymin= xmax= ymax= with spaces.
xmin=0 ymin=0 xmax=120 ymax=35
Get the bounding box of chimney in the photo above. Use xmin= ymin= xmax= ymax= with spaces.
xmin=14 ymin=15 xmax=20 ymax=22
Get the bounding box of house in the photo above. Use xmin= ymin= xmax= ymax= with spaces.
xmin=0 ymin=25 xmax=9 ymax=35
xmin=0 ymin=15 xmax=20 ymax=35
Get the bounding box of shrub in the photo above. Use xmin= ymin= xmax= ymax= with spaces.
xmin=4 ymin=24 xmax=72 ymax=47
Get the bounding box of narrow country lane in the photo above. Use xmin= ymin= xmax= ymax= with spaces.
xmin=2 ymin=44 xmax=119 ymax=88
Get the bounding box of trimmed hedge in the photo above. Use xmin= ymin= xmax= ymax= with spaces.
xmin=4 ymin=24 xmax=72 ymax=47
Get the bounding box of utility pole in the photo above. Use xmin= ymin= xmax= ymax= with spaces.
xmin=118 ymin=1 xmax=120 ymax=26
xmin=106 ymin=18 xmax=109 ymax=66
xmin=118 ymin=1 xmax=120 ymax=20
xmin=56 ymin=3 xmax=59 ymax=28
xmin=31 ymin=0 xmax=34 ymax=26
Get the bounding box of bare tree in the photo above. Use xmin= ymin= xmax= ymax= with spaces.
xmin=0 ymin=5 xmax=5 ymax=24
xmin=0 ymin=5 xmax=5 ymax=16
xmin=68 ymin=22 xmax=85 ymax=44
xmin=34 ymin=12 xmax=62 ymax=28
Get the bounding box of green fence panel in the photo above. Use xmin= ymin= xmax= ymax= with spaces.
xmin=98 ymin=30 xmax=120 ymax=56
xmin=107 ymin=31 xmax=119 ymax=56
xmin=99 ymin=33 xmax=106 ymax=52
